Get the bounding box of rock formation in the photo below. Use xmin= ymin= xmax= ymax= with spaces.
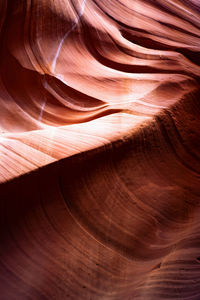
xmin=0 ymin=0 xmax=200 ymax=299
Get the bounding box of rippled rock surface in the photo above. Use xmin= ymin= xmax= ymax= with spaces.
xmin=0 ymin=0 xmax=200 ymax=299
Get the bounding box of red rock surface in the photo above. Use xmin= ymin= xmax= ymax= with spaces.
xmin=0 ymin=0 xmax=200 ymax=299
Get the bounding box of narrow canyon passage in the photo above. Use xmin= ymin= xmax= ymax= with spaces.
xmin=0 ymin=0 xmax=200 ymax=299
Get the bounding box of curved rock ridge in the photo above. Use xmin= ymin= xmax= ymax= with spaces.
xmin=0 ymin=0 xmax=200 ymax=182
xmin=1 ymin=91 xmax=200 ymax=299
xmin=0 ymin=0 xmax=200 ymax=299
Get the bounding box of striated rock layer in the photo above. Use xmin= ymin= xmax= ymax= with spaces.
xmin=0 ymin=0 xmax=200 ymax=299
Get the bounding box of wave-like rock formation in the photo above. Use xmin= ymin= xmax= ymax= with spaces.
xmin=0 ymin=0 xmax=200 ymax=299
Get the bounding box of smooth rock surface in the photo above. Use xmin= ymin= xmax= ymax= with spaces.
xmin=0 ymin=0 xmax=200 ymax=299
